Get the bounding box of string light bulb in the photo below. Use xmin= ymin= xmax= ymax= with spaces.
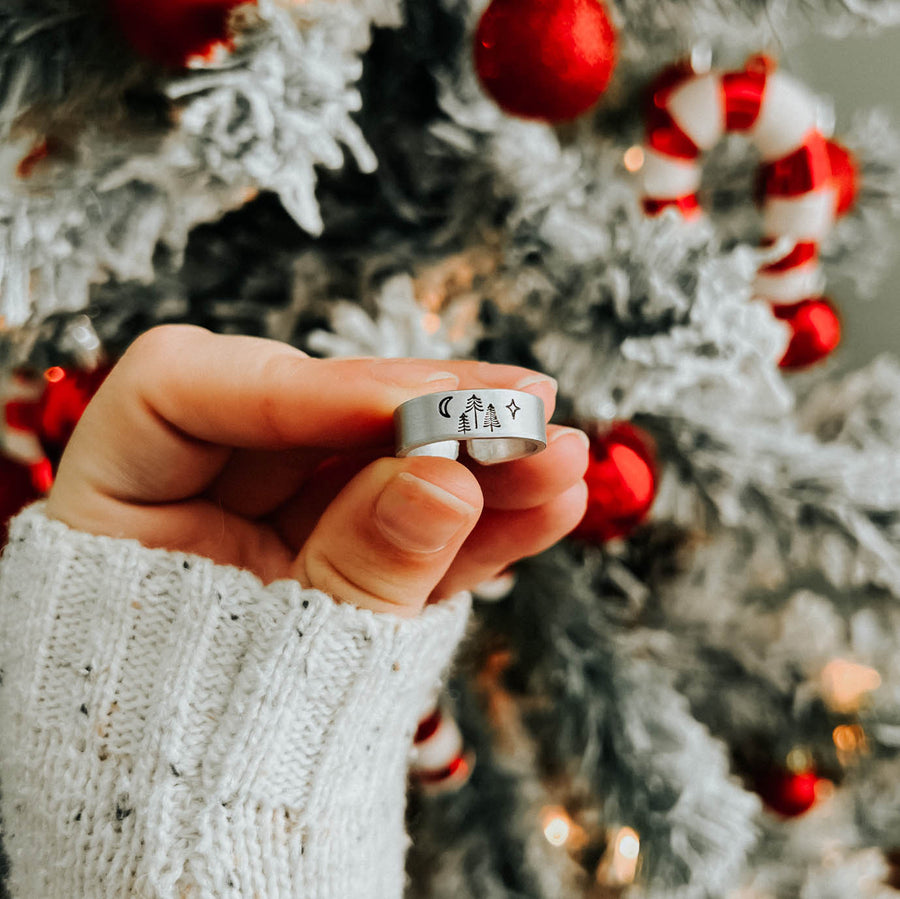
xmin=541 ymin=807 xmax=572 ymax=847
xmin=821 ymin=659 xmax=881 ymax=713
xmin=421 ymin=312 xmax=442 ymax=335
xmin=833 ymin=723 xmax=868 ymax=766
xmin=623 ymin=145 xmax=645 ymax=172
xmin=597 ymin=825 xmax=641 ymax=885
xmin=786 ymin=746 xmax=813 ymax=773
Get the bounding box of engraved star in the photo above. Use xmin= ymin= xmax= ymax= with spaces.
xmin=506 ymin=399 xmax=521 ymax=419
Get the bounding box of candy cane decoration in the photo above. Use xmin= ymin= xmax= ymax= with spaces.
xmin=410 ymin=704 xmax=474 ymax=794
xmin=639 ymin=56 xmax=857 ymax=368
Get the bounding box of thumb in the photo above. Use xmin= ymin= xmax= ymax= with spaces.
xmin=290 ymin=456 xmax=483 ymax=617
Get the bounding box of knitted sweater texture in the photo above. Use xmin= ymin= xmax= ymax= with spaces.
xmin=0 ymin=500 xmax=472 ymax=899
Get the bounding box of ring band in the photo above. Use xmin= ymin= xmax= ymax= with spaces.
xmin=394 ymin=388 xmax=547 ymax=465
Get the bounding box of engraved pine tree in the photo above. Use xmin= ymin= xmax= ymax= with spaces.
xmin=484 ymin=403 xmax=501 ymax=432
xmin=458 ymin=412 xmax=471 ymax=433
xmin=464 ymin=394 xmax=483 ymax=428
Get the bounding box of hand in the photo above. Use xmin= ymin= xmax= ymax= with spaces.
xmin=45 ymin=325 xmax=589 ymax=617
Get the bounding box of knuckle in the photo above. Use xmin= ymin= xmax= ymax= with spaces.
xmin=304 ymin=543 xmax=419 ymax=613
xmin=125 ymin=324 xmax=207 ymax=367
xmin=257 ymin=351 xmax=310 ymax=446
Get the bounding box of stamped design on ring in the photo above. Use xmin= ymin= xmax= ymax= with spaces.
xmin=395 ymin=387 xmax=547 ymax=464
xmin=464 ymin=394 xmax=483 ymax=427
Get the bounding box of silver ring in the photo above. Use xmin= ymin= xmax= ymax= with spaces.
xmin=394 ymin=389 xmax=547 ymax=465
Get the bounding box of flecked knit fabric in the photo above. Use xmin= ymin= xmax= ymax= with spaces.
xmin=0 ymin=500 xmax=472 ymax=899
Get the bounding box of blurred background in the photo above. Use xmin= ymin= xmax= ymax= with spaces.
xmin=796 ymin=30 xmax=900 ymax=369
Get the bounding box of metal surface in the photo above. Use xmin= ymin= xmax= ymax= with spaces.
xmin=394 ymin=388 xmax=547 ymax=465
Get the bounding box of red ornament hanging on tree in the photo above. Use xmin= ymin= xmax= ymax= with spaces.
xmin=772 ymin=298 xmax=841 ymax=369
xmin=2 ymin=363 xmax=113 ymax=493
xmin=755 ymin=766 xmax=827 ymax=817
xmin=107 ymin=0 xmax=257 ymax=68
xmin=473 ymin=0 xmax=617 ymax=122
xmin=34 ymin=364 xmax=114 ymax=469
xmin=571 ymin=421 xmax=657 ymax=544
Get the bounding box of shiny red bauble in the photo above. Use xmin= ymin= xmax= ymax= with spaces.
xmin=772 ymin=298 xmax=841 ymax=369
xmin=35 ymin=365 xmax=114 ymax=467
xmin=755 ymin=768 xmax=824 ymax=817
xmin=2 ymin=363 xmax=113 ymax=539
xmin=571 ymin=421 xmax=657 ymax=544
xmin=474 ymin=0 xmax=617 ymax=122
xmin=825 ymin=140 xmax=859 ymax=218
xmin=107 ymin=0 xmax=255 ymax=67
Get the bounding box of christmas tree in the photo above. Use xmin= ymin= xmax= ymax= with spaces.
xmin=2 ymin=0 xmax=900 ymax=896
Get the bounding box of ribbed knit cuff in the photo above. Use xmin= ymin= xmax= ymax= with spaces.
xmin=0 ymin=501 xmax=472 ymax=899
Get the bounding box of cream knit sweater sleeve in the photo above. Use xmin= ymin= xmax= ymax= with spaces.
xmin=0 ymin=500 xmax=472 ymax=899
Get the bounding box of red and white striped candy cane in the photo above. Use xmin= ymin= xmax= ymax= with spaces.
xmin=410 ymin=703 xmax=474 ymax=794
xmin=639 ymin=55 xmax=856 ymax=363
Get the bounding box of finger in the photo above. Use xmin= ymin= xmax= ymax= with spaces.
xmin=126 ymin=325 xmax=556 ymax=450
xmin=429 ymin=480 xmax=588 ymax=601
xmin=468 ymin=425 xmax=589 ymax=511
xmin=82 ymin=324 xmax=556 ymax=503
xmin=268 ymin=447 xmax=389 ymax=549
xmin=267 ymin=425 xmax=586 ymax=548
xmin=289 ymin=456 xmax=483 ymax=617
xmin=203 ymin=446 xmax=331 ymax=518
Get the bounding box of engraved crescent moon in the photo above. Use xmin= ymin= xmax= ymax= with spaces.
xmin=438 ymin=395 xmax=453 ymax=418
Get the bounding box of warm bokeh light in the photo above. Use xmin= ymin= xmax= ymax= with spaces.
xmin=421 ymin=312 xmax=442 ymax=335
xmin=44 ymin=366 xmax=65 ymax=383
xmin=617 ymin=830 xmax=640 ymax=860
xmin=813 ymin=778 xmax=835 ymax=803
xmin=786 ymin=746 xmax=813 ymax=773
xmin=821 ymin=659 xmax=881 ymax=713
xmin=623 ymin=145 xmax=645 ymax=172
xmin=598 ymin=825 xmax=640 ymax=884
xmin=541 ymin=808 xmax=572 ymax=847
xmin=833 ymin=723 xmax=869 ymax=766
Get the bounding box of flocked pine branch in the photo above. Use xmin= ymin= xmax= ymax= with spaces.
xmin=0 ymin=0 xmax=401 ymax=326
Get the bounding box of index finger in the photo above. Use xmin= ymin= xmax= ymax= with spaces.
xmin=117 ymin=325 xmax=557 ymax=450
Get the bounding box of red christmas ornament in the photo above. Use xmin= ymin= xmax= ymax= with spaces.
xmin=0 ymin=456 xmax=42 ymax=548
xmin=2 ymin=363 xmax=113 ymax=496
xmin=35 ymin=365 xmax=111 ymax=461
xmin=825 ymin=140 xmax=859 ymax=218
xmin=756 ymin=768 xmax=824 ymax=817
xmin=772 ymin=298 xmax=841 ymax=369
xmin=473 ymin=0 xmax=617 ymax=122
xmin=107 ymin=0 xmax=256 ymax=68
xmin=571 ymin=422 xmax=657 ymax=543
